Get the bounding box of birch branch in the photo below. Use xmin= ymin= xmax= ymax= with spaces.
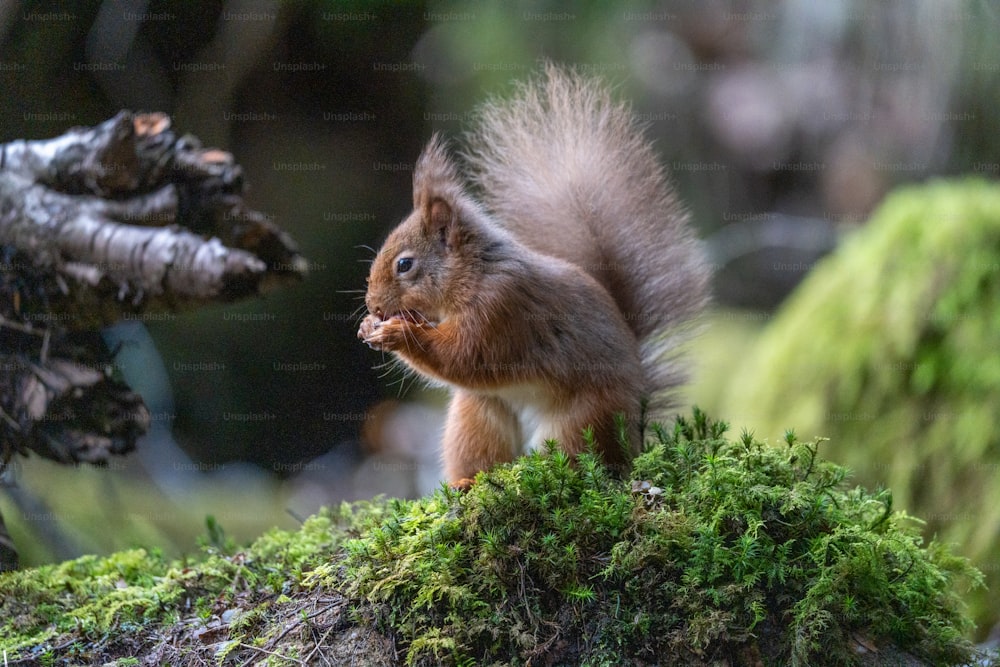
xmin=0 ymin=111 xmax=306 ymax=469
xmin=0 ymin=111 xmax=306 ymax=327
xmin=0 ymin=110 xmax=309 ymax=568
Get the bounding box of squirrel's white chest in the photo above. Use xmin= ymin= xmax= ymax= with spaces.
xmin=488 ymin=383 xmax=559 ymax=453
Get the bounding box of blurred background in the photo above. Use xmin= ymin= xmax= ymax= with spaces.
xmin=1 ymin=0 xmax=999 ymax=633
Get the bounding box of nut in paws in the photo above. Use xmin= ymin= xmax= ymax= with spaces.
xmin=359 ymin=314 xmax=408 ymax=351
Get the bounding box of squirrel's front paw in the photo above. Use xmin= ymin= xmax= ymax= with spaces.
xmin=358 ymin=314 xmax=408 ymax=351
xmin=358 ymin=314 xmax=381 ymax=345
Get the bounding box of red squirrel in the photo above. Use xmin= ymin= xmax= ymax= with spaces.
xmin=359 ymin=65 xmax=709 ymax=489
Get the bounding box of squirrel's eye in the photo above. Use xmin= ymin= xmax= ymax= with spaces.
xmin=396 ymin=257 xmax=414 ymax=274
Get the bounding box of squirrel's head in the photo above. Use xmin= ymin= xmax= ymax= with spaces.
xmin=364 ymin=135 xmax=486 ymax=325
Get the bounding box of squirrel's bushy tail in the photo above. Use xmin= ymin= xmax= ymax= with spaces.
xmin=464 ymin=64 xmax=710 ymax=407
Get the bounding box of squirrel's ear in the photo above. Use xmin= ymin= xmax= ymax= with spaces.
xmin=425 ymin=197 xmax=459 ymax=250
xmin=413 ymin=134 xmax=464 ymax=250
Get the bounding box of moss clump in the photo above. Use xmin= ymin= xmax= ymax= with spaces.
xmin=330 ymin=409 xmax=981 ymax=666
xmin=720 ymin=178 xmax=1000 ymax=632
xmin=0 ymin=504 xmax=386 ymax=663
xmin=0 ymin=411 xmax=989 ymax=665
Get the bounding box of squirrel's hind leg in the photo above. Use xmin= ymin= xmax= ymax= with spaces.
xmin=443 ymin=390 xmax=520 ymax=488
xmin=555 ymin=395 xmax=639 ymax=476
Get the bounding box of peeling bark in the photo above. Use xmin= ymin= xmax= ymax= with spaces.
xmin=0 ymin=111 xmax=306 ymax=326
xmin=0 ymin=112 xmax=308 ymax=569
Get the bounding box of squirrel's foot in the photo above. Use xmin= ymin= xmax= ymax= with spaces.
xmin=449 ymin=477 xmax=476 ymax=492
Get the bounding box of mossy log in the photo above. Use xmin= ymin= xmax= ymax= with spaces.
xmin=0 ymin=411 xmax=990 ymax=666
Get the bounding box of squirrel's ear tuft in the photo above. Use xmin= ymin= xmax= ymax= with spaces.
xmin=413 ymin=134 xmax=463 ymax=209
xmin=414 ymin=134 xmax=465 ymax=249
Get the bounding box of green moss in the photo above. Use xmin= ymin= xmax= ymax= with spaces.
xmin=0 ymin=411 xmax=990 ymax=665
xmin=0 ymin=503 xmax=381 ymax=660
xmin=720 ymin=178 xmax=1000 ymax=632
xmin=329 ymin=409 xmax=981 ymax=666
xmin=0 ymin=548 xmax=173 ymax=654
